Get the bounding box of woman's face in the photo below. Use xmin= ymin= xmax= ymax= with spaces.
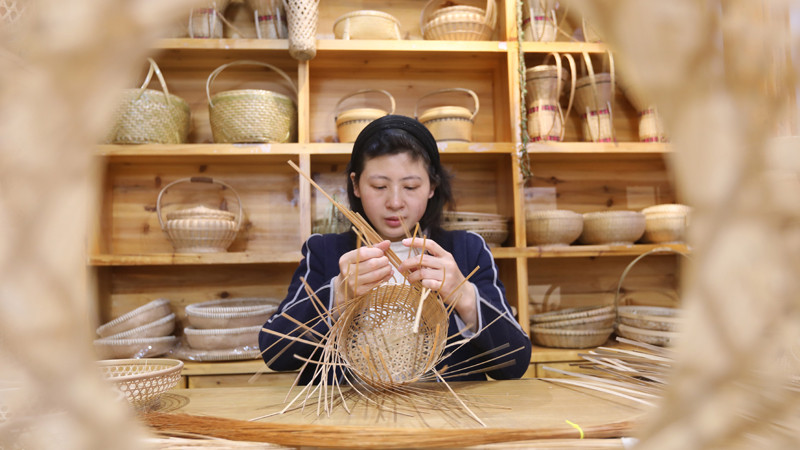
xmin=351 ymin=152 xmax=434 ymax=241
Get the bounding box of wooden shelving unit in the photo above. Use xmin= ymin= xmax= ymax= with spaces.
xmin=90 ymin=0 xmax=685 ymax=384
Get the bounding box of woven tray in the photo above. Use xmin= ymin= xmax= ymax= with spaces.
xmin=531 ymin=304 xmax=615 ymax=324
xmin=96 ymin=298 xmax=172 ymax=338
xmin=617 ymin=306 xmax=683 ymax=332
xmin=184 ymin=325 xmax=261 ymax=351
xmin=534 ymin=313 xmax=616 ymax=330
xmin=616 ymin=323 xmax=678 ymax=346
xmin=530 ymin=326 xmax=614 ymax=349
xmin=105 ymin=313 xmax=176 ymax=340
xmin=185 ymin=297 xmax=280 ymax=329
xmin=98 ymin=358 xmax=183 ymax=411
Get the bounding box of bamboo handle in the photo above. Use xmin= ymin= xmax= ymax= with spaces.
xmin=156 ymin=177 xmax=244 ymax=232
xmin=206 ymin=60 xmax=298 ymax=108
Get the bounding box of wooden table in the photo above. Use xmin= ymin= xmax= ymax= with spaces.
xmin=149 ymin=379 xmax=644 ymax=448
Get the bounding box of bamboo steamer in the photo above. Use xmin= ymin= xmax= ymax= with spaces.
xmin=335 ymin=89 xmax=396 ymax=143
xmin=525 ymin=209 xmax=583 ymax=247
xmin=333 ymin=10 xmax=401 ymax=40
xmin=416 ymin=88 xmax=479 ymax=142
xmin=521 ymin=0 xmax=557 ymax=42
xmin=579 ymin=211 xmax=645 ymax=245
xmin=207 ymin=60 xmax=297 ymax=143
xmin=157 ymin=177 xmax=243 ymax=253
xmin=421 ymin=0 xmax=496 ymax=41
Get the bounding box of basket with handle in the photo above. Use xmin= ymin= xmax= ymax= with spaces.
xmin=207 ymin=60 xmax=297 ymax=143
xmin=245 ymin=0 xmax=288 ymax=39
xmin=574 ymin=51 xmax=616 ymax=143
xmin=421 ymin=0 xmax=496 ymax=41
xmin=108 ymin=58 xmax=190 ymax=145
xmin=617 ymin=74 xmax=668 ymax=143
xmin=156 ymin=177 xmax=243 ymax=253
xmin=335 ymin=89 xmax=396 ymax=143
xmin=522 ymin=0 xmax=558 ymax=42
xmin=525 ymin=52 xmax=576 ymax=142
xmin=283 ymin=0 xmax=318 ymax=60
xmin=188 ymin=0 xmax=231 ymax=38
xmin=416 ymin=88 xmax=479 ymax=142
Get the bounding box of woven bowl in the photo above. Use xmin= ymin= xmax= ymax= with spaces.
xmin=442 ymin=211 xmax=507 ymax=223
xmin=641 ymin=204 xmax=691 ymax=243
xmin=185 ymin=297 xmax=280 ymax=329
xmin=98 ymin=358 xmax=183 ymax=411
xmin=534 ymin=313 xmax=616 ymax=330
xmin=641 ymin=203 xmax=691 ymax=216
xmin=525 ymin=210 xmax=583 ymax=247
xmin=616 ymin=323 xmax=679 ymax=346
xmin=617 ymin=306 xmax=683 ymax=332
xmin=105 ymin=313 xmax=176 ymax=340
xmin=96 ymin=298 xmax=172 ymax=338
xmin=333 ymin=10 xmax=401 ymax=40
xmin=184 ymin=325 xmax=261 ymax=351
xmin=531 ymin=304 xmax=615 ymax=324
xmin=580 ymin=211 xmax=646 ymax=245
xmin=530 ymin=326 xmax=614 ymax=349
xmin=93 ymin=336 xmax=178 ymax=359
xmin=422 ymin=5 xmax=494 ymax=41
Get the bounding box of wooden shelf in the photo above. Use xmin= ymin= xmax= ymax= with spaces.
xmin=181 ymin=359 xmax=269 ymax=376
xmin=88 ymin=251 xmax=303 ymax=266
xmin=526 ymin=142 xmax=671 ymax=156
xmin=521 ymin=41 xmax=609 ymax=54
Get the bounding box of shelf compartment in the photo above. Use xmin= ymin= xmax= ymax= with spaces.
xmin=88 ymin=251 xmax=302 ymax=266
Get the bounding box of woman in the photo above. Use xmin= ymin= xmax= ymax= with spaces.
xmin=259 ymin=115 xmax=532 ymax=384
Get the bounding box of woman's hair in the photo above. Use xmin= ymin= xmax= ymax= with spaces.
xmin=346 ymin=115 xmax=453 ymax=232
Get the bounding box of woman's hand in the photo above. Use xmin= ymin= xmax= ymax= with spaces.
xmin=397 ymin=238 xmax=478 ymax=330
xmin=333 ymin=240 xmax=392 ymax=314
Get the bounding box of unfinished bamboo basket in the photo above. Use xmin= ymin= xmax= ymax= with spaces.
xmin=97 ymin=359 xmax=183 ymax=411
xmin=335 ymin=89 xmax=396 ymax=143
xmin=521 ymin=0 xmax=558 ymax=42
xmin=207 ymin=60 xmax=298 ymax=143
xmin=333 ymin=10 xmax=401 ymax=40
xmin=416 ymin=88 xmax=479 ymax=142
xmin=420 ymin=0 xmax=496 ymax=41
xmin=245 ymin=0 xmax=288 ymax=39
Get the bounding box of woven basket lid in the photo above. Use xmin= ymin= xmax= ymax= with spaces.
xmin=334 ymin=10 xmax=401 ymax=26
xmin=418 ymin=105 xmax=473 ymax=122
xmin=336 ymin=107 xmax=388 ymax=125
xmin=166 ymin=205 xmax=235 ymax=221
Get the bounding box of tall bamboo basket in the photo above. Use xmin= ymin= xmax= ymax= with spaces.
xmin=617 ymin=75 xmax=668 ymax=143
xmin=188 ymin=0 xmax=231 ymax=38
xmin=421 ymin=0 xmax=496 ymax=41
xmin=525 ymin=52 xmax=576 ymax=142
xmin=157 ymin=177 xmax=243 ymax=253
xmin=337 ymin=284 xmax=448 ymax=387
xmin=108 ymin=58 xmax=190 ymax=145
xmin=335 ymin=89 xmax=396 ymax=143
xmin=333 ymin=10 xmax=402 ymax=40
xmin=416 ymin=88 xmax=479 ymax=142
xmin=283 ymin=0 xmax=318 ymax=60
xmin=521 ymin=0 xmax=557 ymax=42
xmin=245 ymin=0 xmax=288 ymax=39
xmin=207 ymin=60 xmax=297 ymax=143
xmin=574 ymin=52 xmax=615 ymax=143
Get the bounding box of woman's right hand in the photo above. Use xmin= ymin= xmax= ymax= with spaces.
xmin=333 ymin=240 xmax=393 ymax=314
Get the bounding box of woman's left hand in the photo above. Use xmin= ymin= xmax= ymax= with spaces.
xmin=397 ymin=237 xmax=478 ymax=330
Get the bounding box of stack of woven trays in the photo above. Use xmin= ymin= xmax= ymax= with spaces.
xmin=441 ymin=211 xmax=509 ymax=247
xmin=94 ymin=298 xmax=177 ymax=359
xmin=615 ymin=305 xmax=683 ymax=346
xmin=174 ymin=297 xmax=279 ymax=362
xmin=530 ymin=305 xmax=615 ymax=348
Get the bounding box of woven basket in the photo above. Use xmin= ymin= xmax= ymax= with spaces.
xmin=442 ymin=211 xmax=506 ymax=223
xmin=207 ymin=60 xmax=297 ymax=143
xmin=93 ymin=336 xmax=178 ymax=359
xmin=530 ymin=326 xmax=614 ymax=349
xmin=531 ymin=304 xmax=615 ymax=324
xmin=335 ymin=89 xmax=396 ymax=143
xmin=338 ymin=284 xmax=448 ymax=386
xmin=525 ymin=209 xmax=583 ymax=247
xmin=333 ymin=10 xmax=401 ymax=40
xmin=416 ymin=88 xmax=479 ymax=142
xmin=96 ymin=298 xmax=172 ymax=338
xmin=184 ymin=325 xmax=261 ymax=351
xmin=525 ymin=55 xmax=576 ymax=142
xmin=421 ymin=0 xmax=496 ymax=41
xmin=617 ymin=306 xmax=683 ymax=332
xmin=105 ymin=313 xmax=176 ymax=340
xmin=284 ymin=0 xmax=318 ymax=60
xmin=574 ymin=52 xmax=616 ymax=142
xmin=108 ymin=58 xmax=190 ymax=145
xmin=579 ymin=210 xmax=646 ymax=245
xmin=185 ymin=297 xmax=279 ymax=329
xmin=521 ymin=0 xmax=557 ymax=42
xmin=642 ymin=211 xmax=690 ymax=243
xmin=245 ymin=0 xmax=288 ymax=39
xmin=156 ymin=177 xmax=243 ymax=253
xmin=534 ymin=313 xmax=616 ymax=330
xmin=188 ymin=0 xmax=231 ymax=38
xmin=97 ymin=358 xmax=183 ymax=411
xmin=616 ymin=323 xmax=678 ymax=346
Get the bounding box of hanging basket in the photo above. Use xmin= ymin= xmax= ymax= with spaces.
xmin=421 ymin=0 xmax=496 ymax=41
xmin=283 ymin=0 xmax=319 ymax=60
xmin=333 ymin=10 xmax=402 ymax=40
xmin=335 ymin=89 xmax=396 ymax=143
xmin=207 ymin=60 xmax=298 ymax=143
xmin=156 ymin=177 xmax=243 ymax=253
xmin=108 ymin=58 xmax=191 ymax=144
xmin=416 ymin=88 xmax=479 ymax=142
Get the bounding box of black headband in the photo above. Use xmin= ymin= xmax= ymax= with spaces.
xmin=350 ymin=115 xmax=440 ymax=167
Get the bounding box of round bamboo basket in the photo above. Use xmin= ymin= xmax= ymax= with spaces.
xmin=521 ymin=0 xmax=557 ymax=42
xmin=207 ymin=60 xmax=297 ymax=143
xmin=579 ymin=211 xmax=646 ymax=245
xmin=421 ymin=0 xmax=496 ymax=41
xmin=531 ymin=304 xmax=615 ymax=324
xmin=108 ymin=58 xmax=190 ymax=145
xmin=338 ymin=284 xmax=447 ymax=386
xmin=333 ymin=10 xmax=401 ymax=40
xmin=96 ymin=298 xmax=172 ymax=338
xmin=525 ymin=209 xmax=583 ymax=247
xmin=335 ymin=89 xmax=396 ymax=143
xmin=97 ymin=359 xmax=183 ymax=411
xmin=442 ymin=211 xmax=506 ymax=223
xmin=185 ymin=297 xmax=279 ymax=329
xmin=416 ymin=88 xmax=479 ymax=142
xmin=530 ymin=326 xmax=614 ymax=349
xmin=641 ymin=203 xmax=691 ymax=243
xmin=156 ymin=177 xmax=243 ymax=253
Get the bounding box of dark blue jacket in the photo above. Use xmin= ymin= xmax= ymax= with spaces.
xmin=259 ymin=229 xmax=532 ymax=384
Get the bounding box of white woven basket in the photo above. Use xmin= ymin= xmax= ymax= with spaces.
xmin=185 ymin=297 xmax=279 ymax=329
xmin=98 ymin=358 xmax=183 ymax=411
xmin=96 ymin=298 xmax=172 ymax=338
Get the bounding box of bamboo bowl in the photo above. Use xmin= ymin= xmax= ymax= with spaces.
xmin=333 ymin=10 xmax=401 ymax=40
xmin=579 ymin=211 xmax=646 ymax=245
xmin=185 ymin=297 xmax=279 ymax=329
xmin=525 ymin=209 xmax=583 ymax=247
xmin=98 ymin=358 xmax=183 ymax=411
xmin=530 ymin=326 xmax=614 ymax=349
xmin=96 ymin=298 xmax=172 ymax=338
xmin=184 ymin=325 xmax=261 ymax=351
